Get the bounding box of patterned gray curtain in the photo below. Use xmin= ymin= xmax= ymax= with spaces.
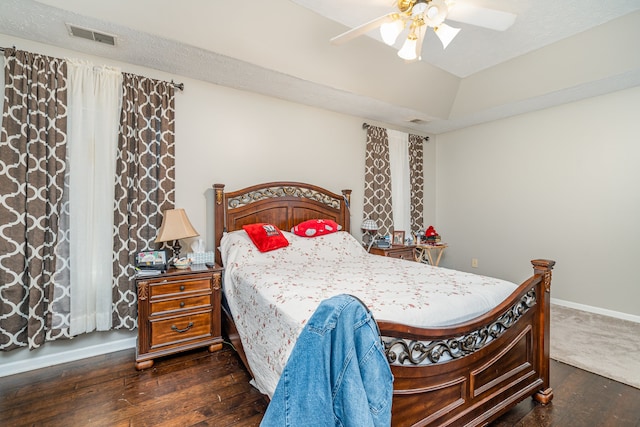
xmin=112 ymin=73 xmax=175 ymax=329
xmin=362 ymin=125 xmax=393 ymax=238
xmin=408 ymin=134 xmax=424 ymax=235
xmin=0 ymin=49 xmax=69 ymax=351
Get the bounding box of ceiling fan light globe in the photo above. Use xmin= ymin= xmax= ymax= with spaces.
xmin=434 ymin=23 xmax=460 ymax=49
xmin=397 ymin=36 xmax=418 ymax=60
xmin=412 ymin=2 xmax=428 ymax=16
xmin=426 ymin=5 xmax=439 ymax=19
xmin=424 ymin=0 xmax=448 ymax=27
xmin=380 ymin=19 xmax=404 ymax=45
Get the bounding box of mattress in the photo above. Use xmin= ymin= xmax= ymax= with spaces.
xmin=220 ymin=230 xmax=517 ymax=397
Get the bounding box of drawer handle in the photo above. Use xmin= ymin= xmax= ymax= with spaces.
xmin=180 ymin=285 xmax=185 ymax=291
xmin=171 ymin=322 xmax=194 ymax=333
xmin=179 ymin=301 xmax=185 ymax=308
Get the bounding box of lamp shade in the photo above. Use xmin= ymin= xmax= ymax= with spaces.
xmin=361 ymin=219 xmax=378 ymax=232
xmin=434 ymin=23 xmax=460 ymax=49
xmin=397 ymin=35 xmax=418 ymax=60
xmin=155 ymin=208 xmax=199 ymax=243
xmin=380 ymin=19 xmax=404 ymax=45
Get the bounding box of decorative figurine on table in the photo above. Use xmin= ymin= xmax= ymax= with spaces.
xmin=424 ymin=226 xmax=441 ymax=244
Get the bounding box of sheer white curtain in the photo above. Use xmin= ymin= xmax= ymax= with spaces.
xmin=387 ymin=129 xmax=411 ymax=236
xmin=67 ymin=60 xmax=122 ymax=335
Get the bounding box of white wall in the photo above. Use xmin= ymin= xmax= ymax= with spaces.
xmin=0 ymin=34 xmax=436 ymax=375
xmin=175 ymin=82 xmax=365 ymax=251
xmin=435 ymin=86 xmax=640 ymax=318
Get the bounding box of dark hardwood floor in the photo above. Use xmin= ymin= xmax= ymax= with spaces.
xmin=2 ymin=344 xmax=639 ymax=426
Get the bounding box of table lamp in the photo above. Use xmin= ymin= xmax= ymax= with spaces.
xmin=155 ymin=208 xmax=200 ymax=259
xmin=361 ymin=219 xmax=378 ymax=252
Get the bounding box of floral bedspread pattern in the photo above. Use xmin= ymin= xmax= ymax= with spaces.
xmin=221 ymin=231 xmax=517 ymax=398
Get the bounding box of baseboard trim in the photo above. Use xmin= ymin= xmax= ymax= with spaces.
xmin=0 ymin=335 xmax=136 ymax=378
xmin=551 ymin=298 xmax=640 ymax=324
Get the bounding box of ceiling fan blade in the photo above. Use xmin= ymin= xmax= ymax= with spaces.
xmin=446 ymin=4 xmax=516 ymax=31
xmin=330 ymin=13 xmax=396 ymax=45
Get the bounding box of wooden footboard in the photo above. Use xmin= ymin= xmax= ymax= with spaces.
xmin=380 ymin=259 xmax=555 ymax=426
xmin=221 ymin=259 xmax=554 ymax=426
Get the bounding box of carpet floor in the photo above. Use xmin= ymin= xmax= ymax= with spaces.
xmin=550 ymin=304 xmax=640 ymax=389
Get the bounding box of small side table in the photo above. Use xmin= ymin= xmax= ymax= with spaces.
xmin=415 ymin=243 xmax=448 ymax=266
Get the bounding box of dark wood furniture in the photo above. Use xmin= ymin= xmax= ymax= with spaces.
xmin=370 ymin=244 xmax=417 ymax=261
xmin=135 ymin=265 xmax=223 ymax=370
xmin=213 ymin=181 xmax=555 ymax=427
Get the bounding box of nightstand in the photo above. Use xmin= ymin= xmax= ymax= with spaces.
xmin=369 ymin=244 xmax=416 ymax=261
xmin=134 ymin=264 xmax=223 ymax=370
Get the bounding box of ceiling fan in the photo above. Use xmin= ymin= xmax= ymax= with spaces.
xmin=330 ymin=0 xmax=516 ymax=61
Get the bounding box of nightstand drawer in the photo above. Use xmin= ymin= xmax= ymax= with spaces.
xmin=386 ymin=248 xmax=414 ymax=260
xmin=149 ymin=277 xmax=211 ymax=298
xmin=370 ymin=245 xmax=416 ymax=261
xmin=150 ymin=294 xmax=211 ymax=316
xmin=150 ymin=311 xmax=212 ymax=348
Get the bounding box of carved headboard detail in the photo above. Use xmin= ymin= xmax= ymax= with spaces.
xmin=213 ymin=182 xmax=351 ymax=266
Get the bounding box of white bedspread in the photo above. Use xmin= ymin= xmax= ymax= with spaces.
xmin=221 ymin=230 xmax=517 ymax=398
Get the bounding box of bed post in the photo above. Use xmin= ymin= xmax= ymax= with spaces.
xmin=213 ymin=183 xmax=225 ymax=266
xmin=531 ymin=259 xmax=556 ymax=404
xmin=341 ymin=189 xmax=351 ymax=233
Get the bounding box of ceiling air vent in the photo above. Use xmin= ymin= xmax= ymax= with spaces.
xmin=407 ymin=118 xmax=429 ymax=125
xmin=66 ymin=24 xmax=116 ymax=46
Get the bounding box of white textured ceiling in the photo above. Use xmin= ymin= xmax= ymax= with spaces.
xmin=292 ymin=0 xmax=640 ymax=78
xmin=0 ymin=0 xmax=639 ymax=135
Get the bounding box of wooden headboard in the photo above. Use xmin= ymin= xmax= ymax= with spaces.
xmin=213 ymin=182 xmax=351 ymax=266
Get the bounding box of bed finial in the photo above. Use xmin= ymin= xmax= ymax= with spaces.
xmin=341 ymin=189 xmax=351 ymax=209
xmin=213 ymin=184 xmax=226 ymax=266
xmin=216 ymin=189 xmax=223 ymax=205
xmin=532 ymin=259 xmax=555 ymax=292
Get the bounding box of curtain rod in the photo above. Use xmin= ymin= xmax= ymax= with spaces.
xmin=1 ymin=46 xmax=185 ymax=91
xmin=0 ymin=46 xmax=184 ymax=91
xmin=362 ymin=122 xmax=429 ymax=142
xmin=170 ymin=80 xmax=184 ymax=91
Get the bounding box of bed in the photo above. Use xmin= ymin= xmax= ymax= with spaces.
xmin=213 ymin=181 xmax=555 ymax=426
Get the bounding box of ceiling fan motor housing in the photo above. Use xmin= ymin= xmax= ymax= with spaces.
xmin=398 ymin=0 xmax=417 ymax=13
xmin=397 ymin=0 xmax=448 ymax=27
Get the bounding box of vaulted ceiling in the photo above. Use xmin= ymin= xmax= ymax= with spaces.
xmin=1 ymin=0 xmax=639 ymax=134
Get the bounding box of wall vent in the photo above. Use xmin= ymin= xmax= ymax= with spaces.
xmin=66 ymin=24 xmax=116 ymax=46
xmin=407 ymin=118 xmax=429 ymax=124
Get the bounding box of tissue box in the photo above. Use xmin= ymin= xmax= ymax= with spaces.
xmin=185 ymin=251 xmax=215 ymax=265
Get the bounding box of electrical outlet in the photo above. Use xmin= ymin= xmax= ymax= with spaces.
xmin=471 ymin=258 xmax=478 ymax=268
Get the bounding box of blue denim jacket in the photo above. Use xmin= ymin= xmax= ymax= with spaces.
xmin=260 ymin=294 xmax=393 ymax=427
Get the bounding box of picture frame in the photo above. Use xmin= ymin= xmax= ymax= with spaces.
xmin=392 ymin=230 xmax=405 ymax=245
